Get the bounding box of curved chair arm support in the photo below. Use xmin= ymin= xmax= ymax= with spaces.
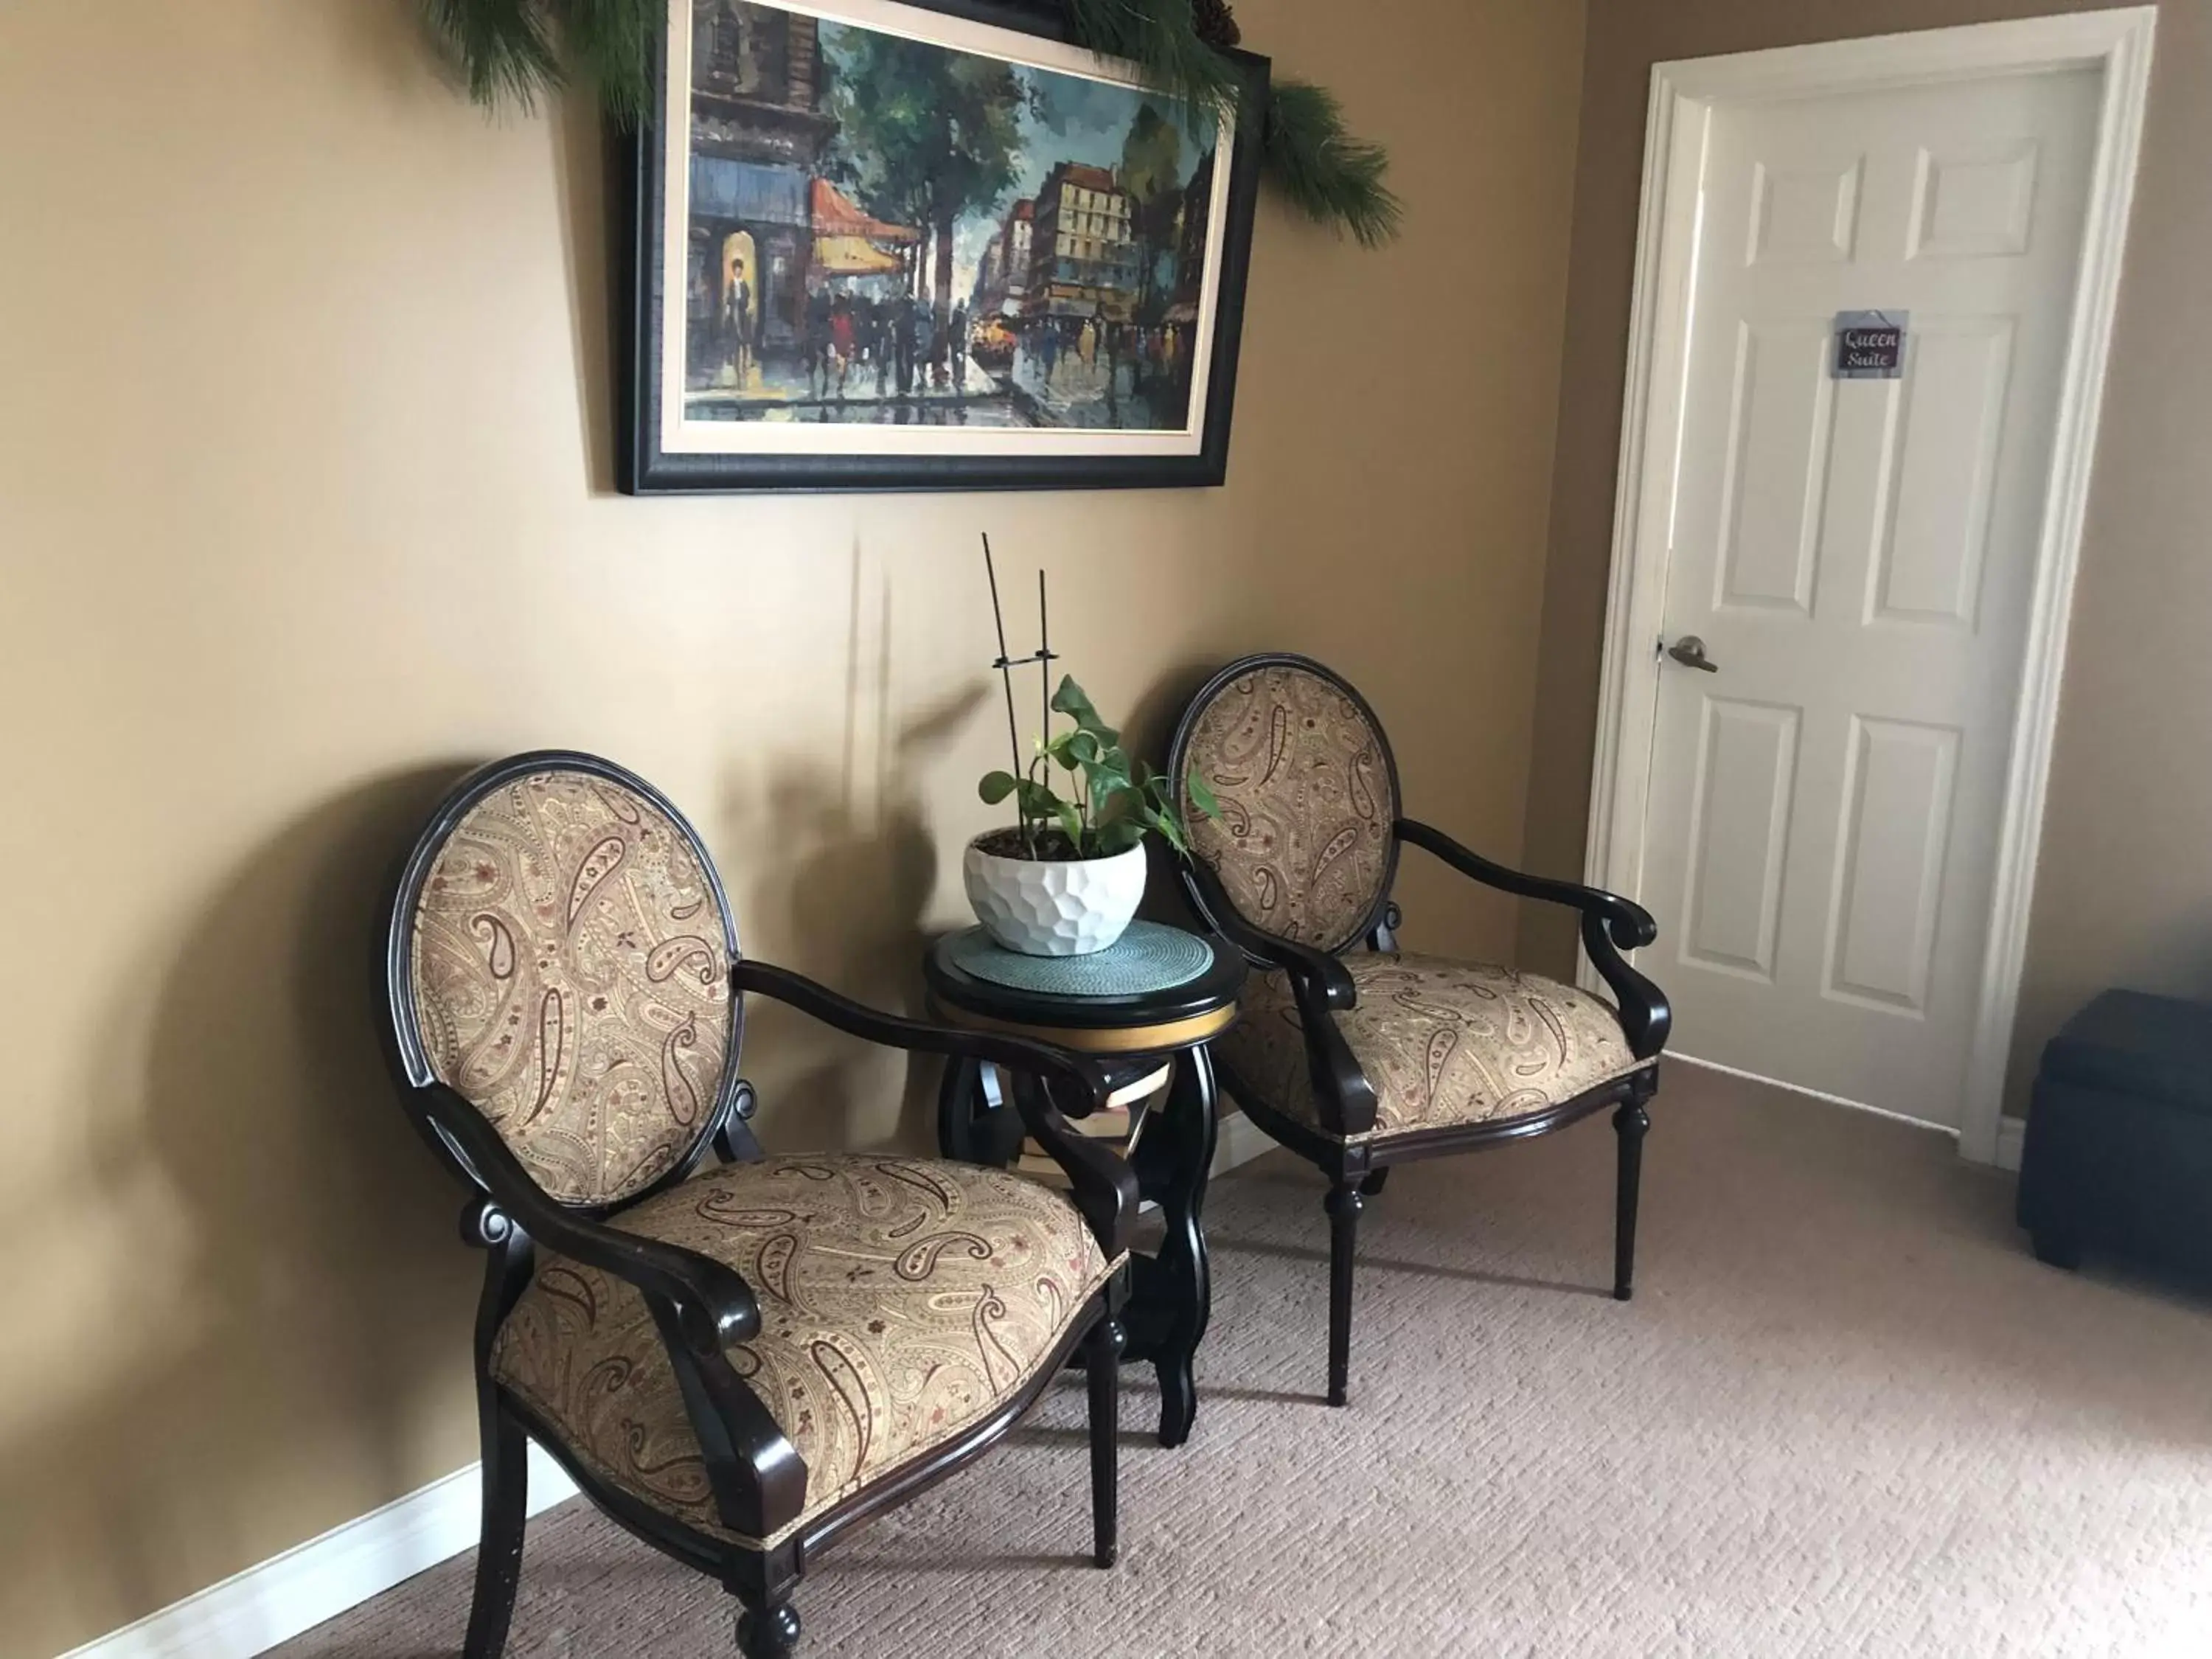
xmin=417 ymin=1082 xmax=765 ymax=1353
xmin=1292 ymin=987 xmax=1382 ymax=1139
xmin=1177 ymin=855 xmax=1376 ymax=1136
xmin=644 ymin=1295 xmax=810 ymax=1544
xmin=1180 ymin=855 xmax=1357 ymax=1009
xmin=731 ymin=958 xmax=1138 ymax=1259
xmin=1579 ymin=910 xmax=1674 ymax=1061
xmin=709 ymin=1077 xmax=763 ymax=1166
xmin=1392 ymin=820 xmax=1673 ymax=1062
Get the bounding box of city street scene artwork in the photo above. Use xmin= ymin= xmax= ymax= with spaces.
xmin=626 ymin=0 xmax=1264 ymax=492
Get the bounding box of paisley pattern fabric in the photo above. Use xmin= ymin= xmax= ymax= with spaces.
xmin=1217 ymin=953 xmax=1651 ymax=1143
xmin=410 ymin=770 xmax=731 ymax=1206
xmin=1182 ymin=663 xmax=1397 ymax=953
xmin=490 ymin=1156 xmax=1116 ymax=1548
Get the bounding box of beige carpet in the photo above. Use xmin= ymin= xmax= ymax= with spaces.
xmin=273 ymin=1067 xmax=2212 ymax=1658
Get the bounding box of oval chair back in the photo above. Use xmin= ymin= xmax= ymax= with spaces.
xmin=384 ymin=751 xmax=745 ymax=1211
xmin=1169 ymin=654 xmax=1402 ymax=955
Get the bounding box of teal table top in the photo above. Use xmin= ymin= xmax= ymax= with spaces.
xmin=943 ymin=921 xmax=1214 ymax=998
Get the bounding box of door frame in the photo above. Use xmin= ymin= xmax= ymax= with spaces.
xmin=1582 ymin=10 xmax=2157 ymax=1165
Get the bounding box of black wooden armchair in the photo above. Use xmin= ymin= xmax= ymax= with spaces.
xmin=1167 ymin=657 xmax=1671 ymax=1407
xmin=382 ymin=753 xmax=1138 ymax=1658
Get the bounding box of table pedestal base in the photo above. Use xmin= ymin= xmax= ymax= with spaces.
xmin=937 ymin=1046 xmax=1219 ymax=1448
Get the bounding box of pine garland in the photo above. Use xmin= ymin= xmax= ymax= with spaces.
xmin=1261 ymin=78 xmax=1402 ymax=249
xmin=420 ymin=0 xmax=1400 ymax=245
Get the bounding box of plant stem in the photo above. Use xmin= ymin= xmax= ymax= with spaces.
xmin=981 ymin=535 xmax=1033 ymax=856
xmin=1037 ymin=568 xmax=1050 ymax=770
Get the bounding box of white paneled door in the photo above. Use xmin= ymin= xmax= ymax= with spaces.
xmin=1637 ymin=64 xmax=2104 ymax=1128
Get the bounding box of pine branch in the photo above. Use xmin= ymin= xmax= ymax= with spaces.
xmin=558 ymin=0 xmax=658 ymax=122
xmin=420 ymin=0 xmax=655 ymax=120
xmin=420 ymin=0 xmax=1403 ymax=246
xmin=1060 ymin=0 xmax=1241 ymax=120
xmin=1262 ymin=78 xmax=1403 ymax=249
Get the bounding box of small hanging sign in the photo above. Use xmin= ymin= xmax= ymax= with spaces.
xmin=1834 ymin=311 xmax=1908 ymax=380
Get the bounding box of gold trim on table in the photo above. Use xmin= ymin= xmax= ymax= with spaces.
xmin=928 ymin=1001 xmax=1239 ymax=1054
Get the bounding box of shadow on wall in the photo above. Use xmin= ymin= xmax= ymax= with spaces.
xmin=0 ymin=764 xmax=486 ymax=1646
xmin=1126 ymin=654 xmax=1240 ymax=934
xmin=721 ymin=542 xmax=997 ymax=1155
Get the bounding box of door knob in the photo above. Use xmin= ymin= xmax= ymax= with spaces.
xmin=1665 ymin=635 xmax=1720 ymax=673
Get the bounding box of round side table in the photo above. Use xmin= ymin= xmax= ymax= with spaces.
xmin=925 ymin=923 xmax=1244 ymax=1449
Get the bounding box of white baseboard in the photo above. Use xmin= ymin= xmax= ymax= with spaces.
xmin=1211 ymin=1107 xmax=1276 ymax=1176
xmin=59 ymin=1444 xmax=578 ymax=1659
xmin=1670 ymin=1053 xmax=2028 ymax=1174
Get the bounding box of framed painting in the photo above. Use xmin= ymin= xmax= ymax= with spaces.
xmin=618 ymin=0 xmax=1268 ymax=494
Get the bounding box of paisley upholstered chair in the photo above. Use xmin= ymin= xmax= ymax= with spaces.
xmin=1168 ymin=657 xmax=1671 ymax=1407
xmin=383 ymin=753 xmax=1137 ymax=1659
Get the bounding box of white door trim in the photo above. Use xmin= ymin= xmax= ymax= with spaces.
xmin=1583 ymin=10 xmax=2157 ymax=1166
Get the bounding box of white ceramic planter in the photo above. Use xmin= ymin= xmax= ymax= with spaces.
xmin=964 ymin=836 xmax=1147 ymax=957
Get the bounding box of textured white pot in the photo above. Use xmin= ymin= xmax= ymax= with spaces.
xmin=964 ymin=835 xmax=1147 ymax=956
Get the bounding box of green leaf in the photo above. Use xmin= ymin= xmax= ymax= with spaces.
xmin=1095 ymin=820 xmax=1146 ymax=856
xmin=1050 ymin=676 xmax=1121 ymax=747
xmin=1138 ymin=803 xmax=1189 ymax=856
xmin=1012 ymin=778 xmax=1067 ymax=821
xmin=1185 ymin=768 xmax=1223 ymax=822
xmin=1042 ymin=730 xmax=1083 ymax=773
xmin=1086 ymin=763 xmax=1135 ymax=804
xmin=979 ymin=771 xmax=1019 ymax=805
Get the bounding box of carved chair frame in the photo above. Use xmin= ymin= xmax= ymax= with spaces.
xmin=1167 ymin=656 xmax=1672 ymax=1405
xmin=382 ymin=751 xmax=1138 ymax=1659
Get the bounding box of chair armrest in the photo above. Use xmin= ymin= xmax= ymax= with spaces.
xmin=731 ymin=959 xmax=1141 ymax=1260
xmin=1576 ymin=911 xmax=1673 ymax=1061
xmin=415 ymin=1082 xmax=764 ymax=1354
xmin=1178 ymin=858 xmax=1377 ymax=1137
xmin=1391 ymin=820 xmax=1672 ymax=1062
xmin=1183 ymin=855 xmax=1357 ymax=1009
xmin=1394 ymin=818 xmax=1658 ymax=948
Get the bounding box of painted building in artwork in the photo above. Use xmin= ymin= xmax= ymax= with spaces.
xmin=973 ymin=198 xmax=1034 ymax=319
xmin=1024 ymin=163 xmax=1141 ymax=324
xmin=686 ymin=0 xmax=837 ymax=361
xmin=1164 ymin=147 xmax=1217 ymax=329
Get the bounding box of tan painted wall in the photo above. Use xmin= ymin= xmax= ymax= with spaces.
xmin=1520 ymin=0 xmax=2212 ymax=1118
xmin=0 ymin=1 xmax=1587 ymax=1651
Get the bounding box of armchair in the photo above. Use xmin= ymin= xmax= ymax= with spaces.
xmin=1167 ymin=657 xmax=1671 ymax=1408
xmin=383 ymin=753 xmax=1137 ymax=1659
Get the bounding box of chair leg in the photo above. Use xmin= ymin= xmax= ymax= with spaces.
xmin=464 ymin=1390 xmax=528 ymax=1659
xmin=1087 ymin=1316 xmax=1125 ymax=1568
xmin=737 ymin=1601 xmax=801 ymax=1658
xmin=1613 ymin=1099 xmax=1651 ymax=1302
xmin=1324 ymin=1181 xmax=1365 ymax=1408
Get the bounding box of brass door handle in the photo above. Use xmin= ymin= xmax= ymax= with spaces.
xmin=1665 ymin=636 xmax=1719 ymax=673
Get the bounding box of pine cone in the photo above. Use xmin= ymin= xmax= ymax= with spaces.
xmin=1192 ymin=0 xmax=1242 ymax=49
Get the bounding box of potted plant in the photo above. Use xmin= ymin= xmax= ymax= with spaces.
xmin=962 ymin=539 xmax=1220 ymax=956
xmin=969 ymin=675 xmax=1222 ymax=956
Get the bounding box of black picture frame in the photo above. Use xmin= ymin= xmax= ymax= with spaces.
xmin=617 ymin=0 xmax=1268 ymax=495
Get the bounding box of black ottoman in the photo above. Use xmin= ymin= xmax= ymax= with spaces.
xmin=2018 ymin=990 xmax=2212 ymax=1274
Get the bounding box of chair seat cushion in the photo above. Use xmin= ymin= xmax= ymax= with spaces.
xmin=490 ymin=1155 xmax=1115 ymax=1548
xmin=1217 ymin=952 xmax=1651 ymax=1144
